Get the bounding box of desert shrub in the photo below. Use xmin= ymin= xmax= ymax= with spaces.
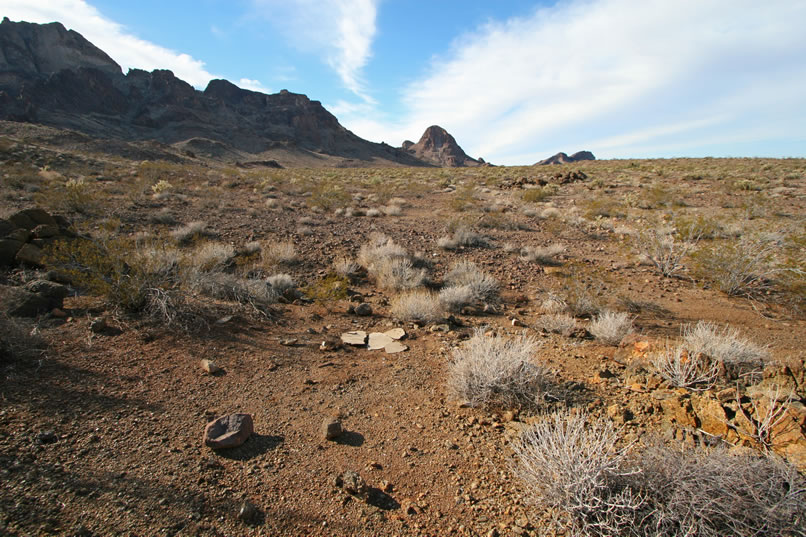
xmin=540 ymin=294 xmax=568 ymax=314
xmin=521 ymin=186 xmax=554 ymax=203
xmin=52 ymin=177 xmax=98 ymax=214
xmin=444 ymin=260 xmax=499 ymax=302
xmin=151 ymin=180 xmax=173 ymax=195
xmin=589 ymin=311 xmax=633 ymax=345
xmin=188 ymin=271 xmax=277 ymax=314
xmin=358 ymin=234 xmax=407 ymax=268
xmin=382 ymin=204 xmax=402 ymax=216
xmin=448 ymin=329 xmax=551 ymax=410
xmin=438 ymin=285 xmax=477 ymax=313
xmin=374 ymin=257 xmax=427 ymax=290
xmin=187 ymin=241 xmax=236 ymax=272
xmin=266 ymin=273 xmax=296 ymax=294
xmin=537 ymin=313 xmax=577 ymax=336
xmin=539 ymin=207 xmax=561 ymax=219
xmin=558 ymin=275 xmax=604 ymax=318
xmin=513 ymin=410 xmax=639 ymax=536
xmin=171 ymin=221 xmax=209 ymax=245
xmin=681 ymin=321 xmax=769 ymax=378
xmin=634 ymin=227 xmax=699 ymax=277
xmin=437 ymin=227 xmax=489 ymax=250
xmin=519 ymin=244 xmax=565 ymax=265
xmin=302 ymin=273 xmax=349 ymax=303
xmin=651 ymin=342 xmax=720 ymax=390
xmin=390 ymin=290 xmax=444 ymax=324
xmin=333 ymin=257 xmax=362 ymax=280
xmin=150 ymin=207 xmax=176 ymax=225
xmin=261 ymin=241 xmax=297 ymax=266
xmin=515 ymin=410 xmax=806 ymax=537
xmin=692 ymin=236 xmax=781 ymax=297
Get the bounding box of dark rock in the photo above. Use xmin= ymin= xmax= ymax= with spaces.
xmin=25 ymin=280 xmax=68 ymax=307
xmin=5 ymin=211 xmax=35 ymax=230
xmin=203 ymin=413 xmax=254 ymax=449
xmin=32 ymin=224 xmax=59 ymax=238
xmin=334 ymin=470 xmax=368 ymax=500
xmin=237 ymin=501 xmax=261 ymax=525
xmin=5 ymin=228 xmax=31 ymax=243
xmin=0 ymin=218 xmax=14 ymax=237
xmin=18 ymin=208 xmax=58 ymax=227
xmin=36 ymin=430 xmax=58 ymax=444
xmin=15 ymin=243 xmax=44 ymax=266
xmin=354 ymin=302 xmax=373 ymax=316
xmin=0 ymin=238 xmax=23 ymax=266
xmin=1 ymin=285 xmax=50 ymax=316
xmin=89 ymin=317 xmax=107 ymax=333
xmin=321 ymin=417 xmax=343 ymax=440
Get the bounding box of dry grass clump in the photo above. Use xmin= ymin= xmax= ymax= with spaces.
xmin=0 ymin=313 xmax=46 ymax=361
xmin=390 ymin=290 xmax=444 ymax=324
xmin=536 ymin=313 xmax=577 ymax=336
xmin=682 ymin=321 xmax=769 ymax=378
xmin=333 ymin=257 xmax=362 ymax=280
xmin=382 ymin=204 xmax=402 ymax=216
xmin=589 ymin=310 xmax=633 ymax=345
xmin=444 ymin=260 xmax=499 ymax=301
xmin=519 ymin=244 xmax=565 ymax=265
xmin=188 ymin=271 xmax=277 ymax=314
xmin=359 ymin=234 xmax=427 ymax=290
xmin=261 ymin=241 xmax=298 ymax=266
xmin=448 ymin=329 xmax=552 ymax=410
xmin=515 ymin=410 xmax=806 ymax=537
xmin=437 ymin=227 xmax=489 ymax=250
xmin=171 ymin=221 xmax=210 ymax=245
xmin=149 ymin=207 xmax=176 ymax=225
xmin=187 ymin=241 xmax=236 ymax=272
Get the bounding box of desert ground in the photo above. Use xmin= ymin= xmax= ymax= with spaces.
xmin=1 ymin=127 xmax=805 ymax=536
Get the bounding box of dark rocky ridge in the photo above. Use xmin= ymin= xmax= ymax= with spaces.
xmin=400 ymin=125 xmax=484 ymax=167
xmin=536 ymin=150 xmax=595 ymax=165
xmin=0 ymin=18 xmax=429 ymax=167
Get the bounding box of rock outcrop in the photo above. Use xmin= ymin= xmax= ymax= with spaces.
xmin=400 ymin=125 xmax=482 ymax=167
xmin=536 ymin=150 xmax=595 ymax=165
xmin=0 ymin=18 xmax=428 ymax=167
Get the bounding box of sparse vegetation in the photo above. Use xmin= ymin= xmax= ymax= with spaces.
xmin=589 ymin=310 xmax=633 ymax=344
xmin=651 ymin=342 xmax=720 ymax=390
xmin=681 ymin=321 xmax=769 ymax=378
xmin=437 ymin=227 xmax=490 ymax=250
xmin=390 ymin=290 xmax=443 ymax=323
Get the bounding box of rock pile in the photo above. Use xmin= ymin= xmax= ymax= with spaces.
xmin=0 ymin=207 xmax=74 ymax=268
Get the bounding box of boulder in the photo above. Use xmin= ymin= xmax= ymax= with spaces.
xmin=32 ymin=224 xmax=59 ymax=239
xmin=0 ymin=239 xmax=23 ymax=266
xmin=354 ymin=302 xmax=373 ymax=316
xmin=0 ymin=218 xmax=14 ymax=237
xmin=203 ymin=413 xmax=254 ymax=449
xmin=24 ymin=280 xmax=68 ymax=308
xmin=1 ymin=285 xmax=50 ymax=317
xmin=15 ymin=243 xmax=44 ymax=266
xmin=659 ymin=394 xmax=698 ymax=428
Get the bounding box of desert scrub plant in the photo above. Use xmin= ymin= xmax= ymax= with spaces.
xmin=437 ymin=227 xmax=489 ymax=250
xmin=513 ymin=410 xmax=640 ymax=537
xmin=302 ymin=273 xmax=349 ymax=304
xmin=589 ymin=311 xmax=633 ymax=345
xmin=633 ymin=226 xmax=700 ymax=277
xmin=691 ymin=236 xmax=782 ymax=297
xmin=681 ymin=321 xmax=769 ymax=379
xmin=261 ymin=241 xmax=298 ymax=266
xmin=333 ymin=257 xmax=362 ymax=280
xmin=171 ymin=221 xmax=210 ymax=245
xmin=519 ymin=244 xmax=565 ymax=265
xmin=536 ymin=313 xmax=577 ymax=336
xmin=390 ymin=290 xmax=444 ymax=324
xmin=186 ymin=271 xmax=277 ymax=315
xmin=443 ymin=260 xmax=499 ymax=302
xmin=186 ymin=241 xmax=235 ymax=272
xmin=36 ymin=176 xmax=99 ymax=214
xmin=373 ymin=257 xmax=427 ymax=290
xmin=448 ymin=329 xmax=552 ymax=410
xmin=651 ymin=342 xmax=720 ymax=390
xmin=0 ymin=313 xmax=46 ymax=362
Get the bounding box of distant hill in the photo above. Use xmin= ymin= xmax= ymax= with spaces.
xmin=0 ymin=18 xmax=431 ymax=168
xmin=535 ymin=150 xmax=595 ymax=165
xmin=400 ymin=125 xmax=485 ymax=167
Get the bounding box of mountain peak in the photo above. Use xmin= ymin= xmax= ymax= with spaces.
xmin=402 ymin=125 xmax=481 ymax=167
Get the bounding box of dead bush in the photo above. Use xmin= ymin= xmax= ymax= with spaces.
xmin=634 ymin=227 xmax=699 ymax=277
xmin=171 ymin=221 xmax=210 ymax=245
xmin=589 ymin=311 xmax=633 ymax=345
xmin=444 ymin=260 xmax=499 ymax=302
xmin=692 ymin=236 xmax=781 ymax=297
xmin=448 ymin=329 xmax=552 ymax=410
xmin=651 ymin=343 xmax=720 ymax=390
xmin=536 ymin=313 xmax=577 ymax=336
xmin=0 ymin=314 xmax=46 ymax=362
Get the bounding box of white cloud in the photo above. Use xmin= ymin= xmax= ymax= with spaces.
xmin=238 ymin=78 xmax=270 ymax=93
xmin=251 ymin=0 xmax=378 ymax=101
xmin=0 ymin=0 xmax=218 ymax=87
xmin=340 ymin=0 xmax=806 ymax=163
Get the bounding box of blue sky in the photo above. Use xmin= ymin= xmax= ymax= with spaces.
xmin=3 ymin=0 xmax=806 ymax=164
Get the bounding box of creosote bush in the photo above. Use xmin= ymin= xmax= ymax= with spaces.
xmin=692 ymin=236 xmax=781 ymax=297
xmin=682 ymin=321 xmax=769 ymax=378
xmin=589 ymin=310 xmax=633 ymax=345
xmin=515 ymin=410 xmax=806 ymax=537
xmin=449 ymin=329 xmax=552 ymax=410
xmin=634 ymin=226 xmax=699 ymax=277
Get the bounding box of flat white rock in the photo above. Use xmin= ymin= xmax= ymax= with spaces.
xmin=368 ymin=332 xmax=394 ymax=350
xmin=341 ymin=330 xmax=368 ymax=346
xmin=384 ymin=341 xmax=408 ymax=354
xmin=384 ymin=328 xmax=406 ymax=340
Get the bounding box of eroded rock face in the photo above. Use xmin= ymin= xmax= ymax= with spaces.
xmin=401 ymin=125 xmax=481 ymax=167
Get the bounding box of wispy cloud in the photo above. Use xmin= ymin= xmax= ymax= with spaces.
xmin=340 ymin=0 xmax=806 ymax=163
xmin=251 ymin=0 xmax=378 ymax=102
xmin=1 ymin=0 xmax=219 ymax=88
xmin=238 ymin=78 xmax=270 ymax=93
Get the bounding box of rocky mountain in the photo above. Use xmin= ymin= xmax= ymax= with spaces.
xmin=536 ymin=150 xmax=595 ymax=165
xmin=0 ymin=18 xmax=428 ymax=167
xmin=400 ymin=125 xmax=484 ymax=167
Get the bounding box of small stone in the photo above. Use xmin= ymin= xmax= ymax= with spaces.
xmin=237 ymin=501 xmax=260 ymax=525
xmin=354 ymin=303 xmax=373 ymax=316
xmin=510 ymin=318 xmax=526 ymax=327
xmin=384 ymin=327 xmax=406 ymax=340
xmin=334 ymin=470 xmax=368 ymax=500
xmin=319 ymin=338 xmax=341 ymax=351
xmin=384 ymin=341 xmax=408 ymax=354
xmin=430 ymin=324 xmax=450 ymax=333
xmin=280 ymin=338 xmax=298 ymax=346
xmin=368 ymin=332 xmax=393 ymax=350
xmin=321 ymin=417 xmax=343 ymax=440
xmin=341 ymin=330 xmax=368 ymax=346
xmin=380 ymin=480 xmax=394 ymax=493
xmin=203 ymin=413 xmax=254 ymax=449
xmin=90 ymin=317 xmax=107 ymax=333
xmin=200 ymin=359 xmax=221 ymax=374
xmin=36 ymin=431 xmax=58 ymax=444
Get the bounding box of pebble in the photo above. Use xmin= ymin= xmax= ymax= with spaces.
xmin=321 ymin=417 xmax=343 ymax=440
xmin=237 ymin=501 xmax=260 ymax=524
xmin=354 ymin=303 xmax=373 ymax=316
xmin=200 ymin=359 xmax=221 ymax=374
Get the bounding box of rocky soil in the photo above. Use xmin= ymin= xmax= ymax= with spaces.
xmin=1 ymin=131 xmax=805 ymax=536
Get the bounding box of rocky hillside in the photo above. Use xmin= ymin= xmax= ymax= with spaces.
xmin=536 ymin=150 xmax=595 ymax=165
xmin=401 ymin=125 xmax=484 ymax=167
xmin=0 ymin=18 xmax=428 ymax=168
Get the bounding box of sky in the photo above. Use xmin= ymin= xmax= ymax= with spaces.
xmin=2 ymin=0 xmax=805 ymax=164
